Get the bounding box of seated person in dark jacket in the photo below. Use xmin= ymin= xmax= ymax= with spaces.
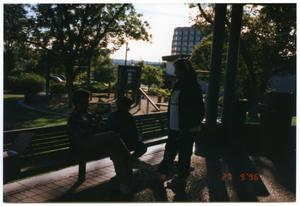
xmin=67 ymin=89 xmax=133 ymax=194
xmin=107 ymin=96 xmax=147 ymax=159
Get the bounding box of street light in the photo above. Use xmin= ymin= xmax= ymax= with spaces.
xmin=125 ymin=42 xmax=129 ymax=65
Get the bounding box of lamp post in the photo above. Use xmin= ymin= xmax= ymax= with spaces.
xmin=125 ymin=42 xmax=129 ymax=65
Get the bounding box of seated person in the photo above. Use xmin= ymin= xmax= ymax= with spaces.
xmin=67 ymin=89 xmax=133 ymax=194
xmin=107 ymin=96 xmax=147 ymax=159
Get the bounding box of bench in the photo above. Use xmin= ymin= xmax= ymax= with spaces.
xmin=3 ymin=112 xmax=168 ymax=184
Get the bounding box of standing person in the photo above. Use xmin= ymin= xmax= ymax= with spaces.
xmin=158 ymin=58 xmax=205 ymax=192
xmin=67 ymin=89 xmax=133 ymax=195
xmin=107 ymin=96 xmax=147 ymax=159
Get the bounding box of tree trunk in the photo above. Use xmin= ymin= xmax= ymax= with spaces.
xmin=86 ymin=56 xmax=91 ymax=87
xmin=65 ymin=60 xmax=75 ymax=108
xmin=45 ymin=66 xmax=50 ymax=96
xmin=240 ymin=40 xmax=259 ymax=120
xmin=259 ymin=62 xmax=273 ymax=101
xmin=66 ymin=75 xmax=74 ymax=108
xmin=4 ymin=49 xmax=14 ymax=90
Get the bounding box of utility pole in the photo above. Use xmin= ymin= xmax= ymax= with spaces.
xmin=125 ymin=42 xmax=129 ymax=65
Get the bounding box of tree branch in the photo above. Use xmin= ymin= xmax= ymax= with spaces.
xmin=197 ymin=3 xmax=231 ymax=27
xmin=25 ymin=39 xmax=57 ymax=55
xmin=197 ymin=4 xmax=214 ymax=24
xmin=82 ymin=4 xmax=128 ymax=62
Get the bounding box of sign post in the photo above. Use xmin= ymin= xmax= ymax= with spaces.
xmin=117 ymin=65 xmax=141 ymax=103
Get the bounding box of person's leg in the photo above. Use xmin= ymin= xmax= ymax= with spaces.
xmin=177 ymin=132 xmax=195 ymax=179
xmin=131 ymin=141 xmax=147 ymax=158
xmin=167 ymin=132 xmax=194 ymax=192
xmin=158 ymin=130 xmax=179 ymax=175
xmin=90 ymin=132 xmax=132 ymax=185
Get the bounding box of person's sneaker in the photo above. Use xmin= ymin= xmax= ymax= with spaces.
xmin=131 ymin=158 xmax=143 ymax=168
xmin=159 ymin=173 xmax=174 ymax=182
xmin=132 ymin=146 xmax=147 ymax=159
xmin=165 ymin=177 xmax=186 ymax=193
xmin=119 ymin=183 xmax=132 ymax=195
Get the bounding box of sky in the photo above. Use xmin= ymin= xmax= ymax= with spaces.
xmin=110 ymin=3 xmax=198 ymax=62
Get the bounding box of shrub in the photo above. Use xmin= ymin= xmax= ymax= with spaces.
xmin=87 ymin=82 xmax=109 ymax=93
xmin=148 ymin=87 xmax=171 ymax=97
xmin=50 ymin=83 xmax=67 ymax=94
xmin=8 ymin=73 xmax=45 ymax=93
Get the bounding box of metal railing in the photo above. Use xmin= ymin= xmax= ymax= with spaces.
xmin=139 ymin=88 xmax=160 ymax=113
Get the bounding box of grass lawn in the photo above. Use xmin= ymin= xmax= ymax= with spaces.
xmin=4 ymin=94 xmax=67 ymax=130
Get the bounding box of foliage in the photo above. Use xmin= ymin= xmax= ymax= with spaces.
xmin=74 ymin=71 xmax=87 ymax=84
xmin=24 ymin=4 xmax=151 ymax=106
xmin=8 ymin=73 xmax=45 ymax=93
xmin=4 ymin=4 xmax=30 ymax=87
xmin=87 ymin=82 xmax=110 ymax=93
xmin=92 ymin=53 xmax=116 ymax=84
xmin=190 ymin=35 xmax=213 ymax=71
xmin=148 ymin=87 xmax=171 ymax=97
xmin=141 ymin=65 xmax=163 ymax=89
xmin=93 ymin=66 xmax=116 ymax=84
xmin=50 ymin=83 xmax=67 ymax=94
xmin=189 ymin=3 xmax=296 ymax=101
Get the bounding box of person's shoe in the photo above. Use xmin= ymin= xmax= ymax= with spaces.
xmin=165 ymin=176 xmax=186 ymax=193
xmin=159 ymin=174 xmax=168 ymax=182
xmin=119 ymin=183 xmax=132 ymax=195
xmin=159 ymin=173 xmax=174 ymax=182
xmin=131 ymin=158 xmax=143 ymax=168
xmin=132 ymin=146 xmax=147 ymax=159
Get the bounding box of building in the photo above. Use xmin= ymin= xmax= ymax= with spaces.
xmin=162 ymin=26 xmax=206 ymax=90
xmin=171 ymin=27 xmax=202 ymax=55
xmin=163 ymin=27 xmax=202 ymax=76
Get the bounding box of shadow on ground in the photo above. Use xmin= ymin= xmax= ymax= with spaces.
xmin=52 ymin=163 xmax=168 ymax=202
xmin=51 ymin=144 xmax=294 ymax=202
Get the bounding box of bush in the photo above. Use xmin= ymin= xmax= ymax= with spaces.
xmin=8 ymin=73 xmax=45 ymax=93
xmin=87 ymin=82 xmax=110 ymax=93
xmin=148 ymin=87 xmax=171 ymax=97
xmin=50 ymin=83 xmax=67 ymax=94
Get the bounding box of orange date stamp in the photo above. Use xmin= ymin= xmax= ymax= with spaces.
xmin=221 ymin=172 xmax=260 ymax=181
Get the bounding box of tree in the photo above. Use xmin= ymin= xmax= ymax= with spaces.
xmin=4 ymin=4 xmax=28 ymax=88
xmin=141 ymin=65 xmax=163 ymax=90
xmin=189 ymin=4 xmax=296 ymax=119
xmin=26 ymin=4 xmax=151 ymax=107
xmin=92 ymin=53 xmax=116 ymax=84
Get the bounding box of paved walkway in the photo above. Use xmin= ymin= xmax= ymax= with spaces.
xmin=3 ymin=144 xmax=296 ymax=202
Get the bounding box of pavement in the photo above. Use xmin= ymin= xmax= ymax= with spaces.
xmin=3 ymin=143 xmax=296 ymax=203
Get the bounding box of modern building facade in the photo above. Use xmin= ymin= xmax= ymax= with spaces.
xmin=162 ymin=26 xmax=203 ymax=80
xmin=171 ymin=27 xmax=202 ymax=55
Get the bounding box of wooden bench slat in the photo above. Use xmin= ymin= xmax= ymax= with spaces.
xmin=29 ymin=139 xmax=70 ymax=150
xmin=33 ymin=131 xmax=68 ymax=138
xmin=28 ymin=142 xmax=71 ymax=152
xmin=30 ymin=134 xmax=69 ymax=143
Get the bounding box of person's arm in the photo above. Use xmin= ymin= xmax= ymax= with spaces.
xmin=68 ymin=113 xmax=93 ymax=149
xmin=106 ymin=112 xmax=118 ymax=131
xmin=178 ymin=84 xmax=204 ymax=131
xmin=128 ymin=114 xmax=139 ymax=141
